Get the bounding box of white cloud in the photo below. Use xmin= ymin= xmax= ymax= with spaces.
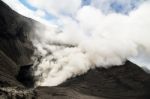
xmin=35 ymin=9 xmax=46 ymax=17
xmin=27 ymin=0 xmax=82 ymax=16
xmin=91 ymin=0 xmax=147 ymax=13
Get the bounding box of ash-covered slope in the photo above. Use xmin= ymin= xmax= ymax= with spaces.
xmin=0 ymin=0 xmax=34 ymax=87
xmin=34 ymin=61 xmax=150 ymax=99
xmin=58 ymin=61 xmax=150 ymax=99
xmin=0 ymin=1 xmax=150 ymax=99
xmin=0 ymin=0 xmax=34 ymax=66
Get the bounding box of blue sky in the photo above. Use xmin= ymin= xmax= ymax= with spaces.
xmin=19 ymin=0 xmax=58 ymax=21
xmin=82 ymin=0 xmax=91 ymax=5
xmin=19 ymin=0 xmax=92 ymax=21
xmin=19 ymin=0 xmax=37 ymax=11
xmin=19 ymin=0 xmax=146 ymax=21
xmin=19 ymin=0 xmax=91 ymax=10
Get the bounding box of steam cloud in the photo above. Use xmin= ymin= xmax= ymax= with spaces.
xmin=25 ymin=0 xmax=150 ymax=86
xmin=1 ymin=0 xmax=147 ymax=86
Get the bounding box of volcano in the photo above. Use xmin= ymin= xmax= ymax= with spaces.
xmin=0 ymin=1 xmax=150 ymax=99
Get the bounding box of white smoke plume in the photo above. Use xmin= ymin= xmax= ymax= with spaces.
xmin=3 ymin=0 xmax=150 ymax=86
xmin=26 ymin=1 xmax=150 ymax=86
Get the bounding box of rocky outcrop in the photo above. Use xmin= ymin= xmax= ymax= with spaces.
xmin=0 ymin=87 xmax=34 ymax=99
xmin=0 ymin=0 xmax=34 ymax=88
xmin=0 ymin=1 xmax=150 ymax=99
xmin=0 ymin=50 xmax=23 ymax=87
xmin=0 ymin=0 xmax=34 ymax=66
xmin=0 ymin=1 xmax=35 ymax=98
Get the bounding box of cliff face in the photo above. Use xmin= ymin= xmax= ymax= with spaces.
xmin=0 ymin=1 xmax=34 ymax=66
xmin=0 ymin=1 xmax=150 ymax=99
xmin=0 ymin=0 xmax=34 ymax=87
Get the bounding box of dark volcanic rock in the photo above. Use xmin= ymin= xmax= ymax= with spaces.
xmin=34 ymin=86 xmax=105 ymax=99
xmin=0 ymin=0 xmax=34 ymax=66
xmin=59 ymin=61 xmax=150 ymax=99
xmin=0 ymin=50 xmax=23 ymax=87
xmin=0 ymin=1 xmax=35 ymax=98
xmin=0 ymin=87 xmax=34 ymax=99
xmin=0 ymin=1 xmax=150 ymax=99
xmin=17 ymin=64 xmax=34 ymax=87
xmin=0 ymin=0 xmax=34 ymax=87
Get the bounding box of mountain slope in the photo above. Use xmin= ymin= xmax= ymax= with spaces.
xmin=0 ymin=0 xmax=34 ymax=87
xmin=0 ymin=1 xmax=150 ymax=99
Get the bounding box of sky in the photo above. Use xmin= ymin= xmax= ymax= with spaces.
xmin=2 ymin=0 xmax=150 ymax=86
xmin=3 ymin=0 xmax=147 ymax=24
xmin=20 ymin=0 xmax=147 ymax=15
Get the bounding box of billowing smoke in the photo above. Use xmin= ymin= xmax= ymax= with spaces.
xmin=23 ymin=0 xmax=150 ymax=86
xmin=3 ymin=0 xmax=149 ymax=86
